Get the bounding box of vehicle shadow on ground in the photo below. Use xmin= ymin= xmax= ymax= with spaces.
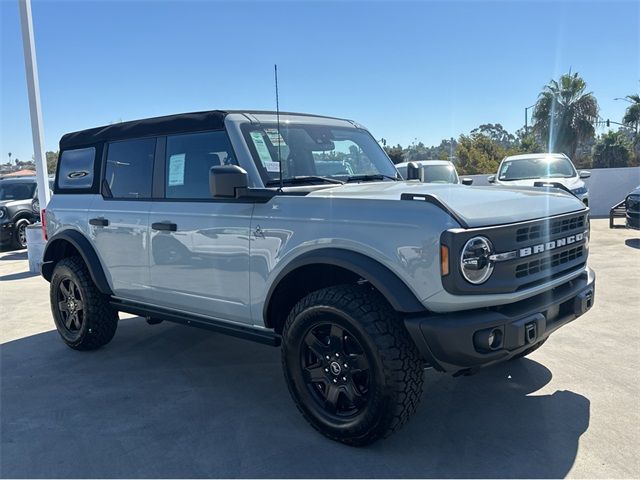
xmin=0 ymin=248 xmax=27 ymax=259
xmin=625 ymin=238 xmax=640 ymax=249
xmin=0 ymin=317 xmax=590 ymax=479
xmin=0 ymin=271 xmax=39 ymax=281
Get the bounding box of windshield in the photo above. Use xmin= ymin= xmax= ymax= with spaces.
xmin=422 ymin=165 xmax=459 ymax=184
xmin=498 ymin=157 xmax=576 ymax=181
xmin=242 ymin=124 xmax=397 ymax=185
xmin=0 ymin=182 xmax=35 ymax=201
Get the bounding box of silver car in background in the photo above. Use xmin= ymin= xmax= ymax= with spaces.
xmin=395 ymin=160 xmax=473 ymax=185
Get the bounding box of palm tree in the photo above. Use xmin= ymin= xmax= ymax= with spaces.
xmin=532 ymin=72 xmax=599 ymax=158
xmin=622 ymin=93 xmax=640 ymax=135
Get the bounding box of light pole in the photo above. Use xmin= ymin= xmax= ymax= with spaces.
xmin=18 ymin=0 xmax=50 ymax=210
xmin=524 ymin=104 xmax=536 ymax=136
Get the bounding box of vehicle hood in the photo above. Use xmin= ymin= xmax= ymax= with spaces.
xmin=307 ymin=181 xmax=587 ymax=228
xmin=496 ymin=176 xmax=583 ymax=190
xmin=0 ymin=199 xmax=24 ymax=208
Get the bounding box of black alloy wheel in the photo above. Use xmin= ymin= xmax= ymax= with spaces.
xmin=301 ymin=322 xmax=371 ymax=419
xmin=282 ymin=285 xmax=425 ymax=446
xmin=50 ymin=256 xmax=118 ymax=350
xmin=56 ymin=277 xmax=85 ymax=334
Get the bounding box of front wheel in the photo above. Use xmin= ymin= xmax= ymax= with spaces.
xmin=281 ymin=285 xmax=424 ymax=446
xmin=12 ymin=219 xmax=29 ymax=249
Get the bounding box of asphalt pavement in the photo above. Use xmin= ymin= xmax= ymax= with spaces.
xmin=0 ymin=219 xmax=638 ymax=478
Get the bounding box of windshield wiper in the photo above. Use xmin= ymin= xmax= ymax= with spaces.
xmin=346 ymin=174 xmax=398 ymax=183
xmin=266 ymin=176 xmax=345 ymax=186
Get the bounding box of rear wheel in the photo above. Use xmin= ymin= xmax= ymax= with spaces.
xmin=50 ymin=256 xmax=118 ymax=350
xmin=281 ymin=285 xmax=424 ymax=446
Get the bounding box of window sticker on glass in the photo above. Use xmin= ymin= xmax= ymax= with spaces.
xmin=250 ymin=131 xmax=275 ymax=165
xmin=264 ymin=128 xmax=286 ymax=147
xmin=264 ymin=161 xmax=281 ymax=172
xmin=168 ymin=153 xmax=186 ymax=186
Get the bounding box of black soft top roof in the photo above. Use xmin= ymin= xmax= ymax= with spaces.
xmin=59 ymin=109 xmax=345 ymax=150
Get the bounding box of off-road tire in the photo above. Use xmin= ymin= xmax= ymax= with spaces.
xmin=50 ymin=256 xmax=118 ymax=350
xmin=12 ymin=219 xmax=29 ymax=249
xmin=281 ymin=284 xmax=424 ymax=446
xmin=510 ymin=338 xmax=547 ymax=360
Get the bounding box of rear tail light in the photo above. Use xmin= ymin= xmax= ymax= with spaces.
xmin=41 ymin=208 xmax=47 ymax=241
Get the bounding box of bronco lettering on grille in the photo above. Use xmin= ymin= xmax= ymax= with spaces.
xmin=518 ymin=232 xmax=585 ymax=258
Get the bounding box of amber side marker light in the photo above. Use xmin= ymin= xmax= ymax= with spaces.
xmin=440 ymin=245 xmax=449 ymax=276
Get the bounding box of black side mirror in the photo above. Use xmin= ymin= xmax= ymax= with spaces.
xmin=461 ymin=178 xmax=473 ymax=186
xmin=487 ymin=175 xmax=496 ymax=183
xmin=406 ymin=162 xmax=421 ymax=181
xmin=210 ymin=165 xmax=248 ymax=198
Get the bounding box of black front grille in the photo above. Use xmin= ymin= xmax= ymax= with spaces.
xmin=515 ymin=246 xmax=584 ymax=278
xmin=515 ymin=214 xmax=585 ymax=243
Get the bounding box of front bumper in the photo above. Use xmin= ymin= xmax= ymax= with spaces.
xmin=405 ymin=267 xmax=595 ymax=373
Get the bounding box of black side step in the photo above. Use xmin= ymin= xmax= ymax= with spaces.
xmin=110 ymin=299 xmax=281 ymax=347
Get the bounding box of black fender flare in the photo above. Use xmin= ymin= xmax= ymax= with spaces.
xmin=263 ymin=248 xmax=426 ymax=321
xmin=41 ymin=230 xmax=112 ymax=295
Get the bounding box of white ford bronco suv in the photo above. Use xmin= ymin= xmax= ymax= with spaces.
xmin=42 ymin=110 xmax=595 ymax=445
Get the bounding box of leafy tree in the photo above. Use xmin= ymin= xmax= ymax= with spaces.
xmin=471 ymin=123 xmax=517 ymax=149
xmin=622 ymin=93 xmax=640 ymax=135
xmin=514 ymin=128 xmax=542 ymax=153
xmin=455 ymin=133 xmax=512 ymax=175
xmin=532 ymin=72 xmax=599 ymax=158
xmin=46 ymin=151 xmax=59 ymax=174
xmin=384 ymin=144 xmax=404 ymax=164
xmin=592 ymin=131 xmax=631 ymax=168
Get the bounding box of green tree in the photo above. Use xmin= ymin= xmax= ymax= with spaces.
xmin=592 ymin=131 xmax=631 ymax=168
xmin=471 ymin=123 xmax=517 ymax=149
xmin=455 ymin=133 xmax=510 ymax=175
xmin=532 ymin=72 xmax=599 ymax=158
xmin=622 ymin=93 xmax=640 ymax=135
xmin=46 ymin=151 xmax=59 ymax=174
xmin=384 ymin=144 xmax=404 ymax=164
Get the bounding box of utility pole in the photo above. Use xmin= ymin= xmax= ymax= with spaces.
xmin=18 ymin=0 xmax=50 ymax=211
xmin=524 ymin=104 xmax=536 ymax=136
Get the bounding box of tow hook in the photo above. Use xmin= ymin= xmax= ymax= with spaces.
xmin=525 ymin=322 xmax=537 ymax=344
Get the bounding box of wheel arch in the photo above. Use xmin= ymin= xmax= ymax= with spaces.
xmin=41 ymin=230 xmax=112 ymax=295
xmin=263 ymin=248 xmax=425 ymax=333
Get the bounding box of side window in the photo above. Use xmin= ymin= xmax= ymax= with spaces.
xmin=57 ymin=147 xmax=95 ymax=189
xmin=105 ymin=138 xmax=156 ymax=199
xmin=165 ymin=131 xmax=236 ymax=199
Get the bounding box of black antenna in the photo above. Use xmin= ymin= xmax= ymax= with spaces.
xmin=275 ymin=64 xmax=283 ymax=191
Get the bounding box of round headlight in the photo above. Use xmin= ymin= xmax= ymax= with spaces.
xmin=0 ymin=208 xmax=5 ymax=219
xmin=460 ymin=236 xmax=494 ymax=284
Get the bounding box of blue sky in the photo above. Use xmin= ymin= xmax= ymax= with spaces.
xmin=1 ymin=0 xmax=638 ymax=163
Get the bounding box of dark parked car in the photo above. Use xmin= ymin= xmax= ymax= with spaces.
xmin=626 ymin=186 xmax=640 ymax=230
xmin=0 ymin=176 xmax=51 ymax=249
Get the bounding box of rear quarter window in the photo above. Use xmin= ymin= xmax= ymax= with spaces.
xmin=57 ymin=147 xmax=96 ymax=189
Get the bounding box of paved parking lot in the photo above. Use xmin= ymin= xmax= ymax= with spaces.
xmin=1 ymin=219 xmax=638 ymax=478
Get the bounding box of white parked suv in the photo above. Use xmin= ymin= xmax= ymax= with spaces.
xmin=488 ymin=153 xmax=590 ymax=206
xmin=395 ymin=160 xmax=473 ymax=185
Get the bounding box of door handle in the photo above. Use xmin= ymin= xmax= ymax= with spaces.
xmin=89 ymin=217 xmax=109 ymax=227
xmin=152 ymin=222 xmax=177 ymax=232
